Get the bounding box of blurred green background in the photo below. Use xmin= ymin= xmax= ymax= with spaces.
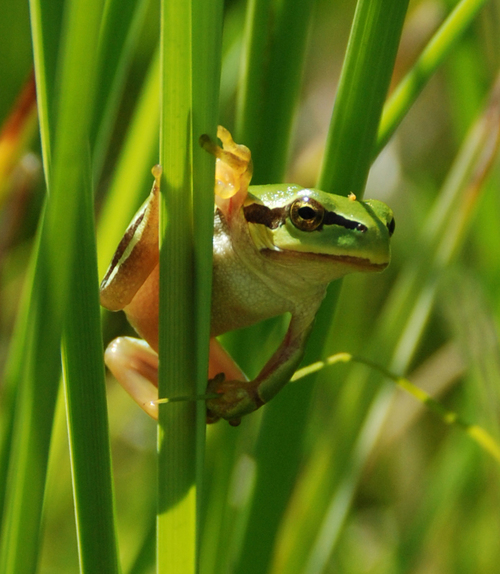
xmin=1 ymin=0 xmax=500 ymax=572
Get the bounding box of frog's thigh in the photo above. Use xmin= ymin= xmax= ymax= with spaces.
xmin=209 ymin=338 xmax=247 ymax=382
xmin=105 ymin=336 xmax=159 ymax=419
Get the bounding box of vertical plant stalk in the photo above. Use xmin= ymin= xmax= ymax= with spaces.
xmin=62 ymin=186 xmax=120 ymax=571
xmin=191 ymin=0 xmax=223 ymax=529
xmin=0 ymin=75 xmax=38 ymax=522
xmin=376 ymin=0 xmax=489 ymax=156
xmin=158 ymin=0 xmax=223 ymax=562
xmin=158 ymin=0 xmax=196 ymax=572
xmin=0 ymin=253 xmax=62 ymax=574
xmin=302 ymin=78 xmax=500 ymax=574
xmin=90 ymin=0 xmax=151 ymax=181
xmin=97 ymin=49 xmax=160 ymax=276
xmin=311 ymin=0 xmax=410 ymax=362
xmin=0 ymin=0 xmax=105 ymax=570
xmin=311 ymin=0 xmax=410 ymax=333
xmin=318 ymin=0 xmax=410 ymax=195
xmin=236 ymin=0 xmax=316 ymax=183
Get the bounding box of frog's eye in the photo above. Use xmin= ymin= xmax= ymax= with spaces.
xmin=387 ymin=217 xmax=395 ymax=237
xmin=290 ymin=197 xmax=324 ymax=231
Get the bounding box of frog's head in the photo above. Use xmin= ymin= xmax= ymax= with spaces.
xmin=244 ymin=185 xmax=394 ymax=276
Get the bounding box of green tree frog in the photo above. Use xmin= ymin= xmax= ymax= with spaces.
xmin=100 ymin=126 xmax=395 ymax=425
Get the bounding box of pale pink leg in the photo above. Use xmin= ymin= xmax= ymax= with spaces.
xmin=209 ymin=338 xmax=248 ymax=381
xmin=105 ymin=337 xmax=159 ymax=419
xmin=105 ymin=336 xmax=247 ymax=421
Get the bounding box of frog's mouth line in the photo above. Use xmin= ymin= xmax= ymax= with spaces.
xmin=262 ymin=248 xmax=389 ymax=272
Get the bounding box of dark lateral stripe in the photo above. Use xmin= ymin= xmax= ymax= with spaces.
xmin=243 ymin=203 xmax=286 ymax=229
xmin=323 ymin=210 xmax=367 ymax=232
xmin=244 ymin=201 xmax=367 ymax=233
xmin=101 ymin=209 xmax=145 ymax=286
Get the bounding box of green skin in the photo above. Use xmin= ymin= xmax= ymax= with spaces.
xmin=100 ymin=131 xmax=394 ymax=426
xmin=207 ymin=184 xmax=394 ymax=422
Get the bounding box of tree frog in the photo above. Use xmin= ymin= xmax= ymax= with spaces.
xmin=100 ymin=126 xmax=395 ymax=425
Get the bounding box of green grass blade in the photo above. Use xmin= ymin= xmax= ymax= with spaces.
xmin=376 ymin=0 xmax=489 ymax=155
xmin=0 ymin=247 xmax=37 ymax=526
xmin=191 ymin=0 xmax=223 ymax=529
xmin=318 ymin=0 xmax=409 ymax=196
xmin=157 ymin=0 xmax=196 ymax=571
xmin=158 ymin=0 xmax=222 ymax=567
xmin=97 ymin=49 xmax=160 ymax=276
xmin=0 ymin=0 xmax=107 ymax=570
xmin=91 ymin=0 xmax=151 ymax=179
xmin=27 ymin=0 xmax=65 ymax=178
xmin=236 ymin=0 xmax=316 ymax=183
xmin=0 ymin=240 xmax=63 ymax=574
xmin=62 ymin=187 xmax=120 ymax=571
xmin=276 ymin=74 xmax=500 ymax=573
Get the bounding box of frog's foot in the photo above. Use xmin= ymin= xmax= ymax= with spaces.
xmin=206 ymin=373 xmax=264 ymax=426
xmin=105 ymin=336 xmax=159 ymax=419
xmin=199 ymin=126 xmax=253 ymax=216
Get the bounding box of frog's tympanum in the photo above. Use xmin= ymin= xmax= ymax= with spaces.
xmin=100 ymin=127 xmax=395 ymax=425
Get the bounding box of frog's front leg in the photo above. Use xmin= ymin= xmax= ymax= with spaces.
xmin=105 ymin=336 xmax=248 ymax=420
xmin=200 ymin=125 xmax=253 ymax=219
xmin=206 ymin=303 xmax=319 ymax=425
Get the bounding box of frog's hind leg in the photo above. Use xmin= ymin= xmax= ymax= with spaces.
xmin=209 ymin=338 xmax=247 ymax=381
xmin=105 ymin=336 xmax=159 ymax=419
xmin=105 ymin=336 xmax=248 ymax=422
xmin=100 ymin=166 xmax=162 ymax=311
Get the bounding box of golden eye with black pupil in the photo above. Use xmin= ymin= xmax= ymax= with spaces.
xmin=290 ymin=197 xmax=324 ymax=231
xmin=387 ymin=217 xmax=395 ymax=237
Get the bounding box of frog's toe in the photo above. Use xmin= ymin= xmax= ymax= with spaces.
xmin=206 ymin=374 xmax=262 ymax=421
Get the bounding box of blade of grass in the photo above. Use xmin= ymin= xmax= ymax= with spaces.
xmin=0 ymin=79 xmax=39 ymax=519
xmin=91 ymin=0 xmax=151 ymax=180
xmin=191 ymin=0 xmax=223 ymax=532
xmin=0 ymin=0 xmax=105 ymax=570
xmin=157 ymin=0 xmax=196 ymax=570
xmin=27 ymin=0 xmax=65 ymax=179
xmin=376 ymin=0 xmax=490 ymax=156
xmin=97 ymin=48 xmax=160 ymax=276
xmin=235 ymin=0 xmax=316 ymax=183
xmin=0 ymin=240 xmax=64 ymax=574
xmin=292 ymin=353 xmax=500 ymax=463
xmin=317 ymin=0 xmax=409 ymax=195
xmin=157 ymin=0 xmax=223 ymax=562
xmin=277 ymin=73 xmax=500 ymax=573
xmin=61 ymin=175 xmax=120 ymax=570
